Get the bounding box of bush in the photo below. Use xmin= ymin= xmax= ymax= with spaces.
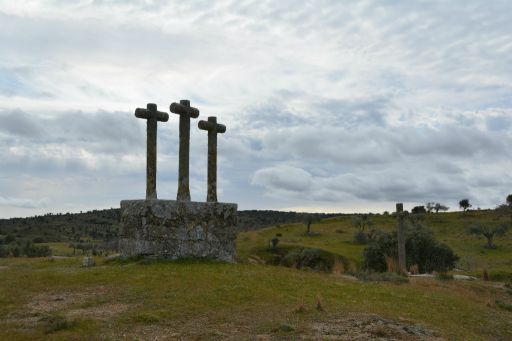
xmin=11 ymin=246 xmax=21 ymax=257
xmin=363 ymin=225 xmax=458 ymax=273
xmin=352 ymin=230 xmax=368 ymax=244
xmin=411 ymin=206 xmax=426 ymax=214
xmin=39 ymin=314 xmax=75 ymax=334
xmin=353 ymin=271 xmax=409 ymax=284
xmin=0 ymin=245 xmax=8 ymax=258
xmin=495 ymin=300 xmax=512 ymax=312
xmin=281 ymin=248 xmax=338 ymax=272
xmin=24 ymin=242 xmax=52 ymax=257
xmin=436 ymin=273 xmax=454 ymax=280
xmin=32 ymin=237 xmax=45 ymax=243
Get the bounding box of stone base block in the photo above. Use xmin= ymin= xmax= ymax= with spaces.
xmin=119 ymin=200 xmax=237 ymax=262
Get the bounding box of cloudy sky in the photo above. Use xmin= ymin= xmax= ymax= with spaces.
xmin=1 ymin=0 xmax=511 ymax=218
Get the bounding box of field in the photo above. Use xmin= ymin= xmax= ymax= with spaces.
xmin=1 ymin=210 xmax=511 ymax=340
xmin=238 ymin=210 xmax=512 ymax=280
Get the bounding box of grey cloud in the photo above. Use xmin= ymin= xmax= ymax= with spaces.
xmin=0 ymin=109 xmax=43 ymax=137
xmin=0 ymin=109 xmax=143 ymax=152
xmin=486 ymin=115 xmax=512 ymax=131
xmin=314 ymin=97 xmax=390 ymax=127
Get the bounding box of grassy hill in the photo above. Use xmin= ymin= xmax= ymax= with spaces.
xmin=0 ymin=209 xmax=339 ymax=244
xmin=238 ymin=210 xmax=512 ymax=281
xmin=1 ymin=210 xmax=511 ymax=340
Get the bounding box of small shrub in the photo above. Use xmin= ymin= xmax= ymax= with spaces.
xmin=274 ymin=323 xmax=295 ymax=332
xmin=335 ymin=229 xmax=344 ymax=234
xmin=294 ymin=303 xmax=306 ymax=314
xmin=39 ymin=315 xmax=75 ymax=334
xmin=409 ymin=264 xmax=419 ymax=275
xmin=436 ymin=273 xmax=454 ymax=280
xmin=353 ymin=271 xmax=409 ymax=284
xmin=25 ymin=244 xmax=52 ymax=257
xmin=495 ymin=300 xmax=512 ymax=312
xmin=352 ymin=230 xmax=368 ymax=244
xmin=316 ymin=296 xmax=325 ymax=312
xmin=385 ymin=256 xmax=399 ymax=273
xmin=4 ymin=235 xmax=15 ymax=244
xmin=281 ymin=248 xmax=337 ymax=272
xmin=332 ymin=258 xmax=345 ymax=275
xmin=32 ymin=237 xmax=45 ymax=243
xmin=269 ymin=237 xmax=279 ymax=249
xmin=483 ymin=268 xmax=490 ymax=281
xmin=11 ymin=246 xmax=21 ymax=257
xmin=131 ymin=312 xmax=160 ymax=324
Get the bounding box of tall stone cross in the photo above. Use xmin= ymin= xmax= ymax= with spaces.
xmin=396 ymin=203 xmax=407 ymax=273
xmin=198 ymin=116 xmax=226 ymax=202
xmin=134 ymin=103 xmax=169 ymax=200
xmin=170 ymin=99 xmax=200 ymax=201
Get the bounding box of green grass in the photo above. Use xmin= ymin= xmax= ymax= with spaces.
xmin=39 ymin=243 xmax=75 ymax=256
xmin=237 ymin=211 xmax=512 ymax=280
xmin=0 ymin=257 xmax=511 ymax=340
xmin=0 ymin=210 xmax=511 ymax=339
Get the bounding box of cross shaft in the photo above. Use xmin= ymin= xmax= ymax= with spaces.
xmin=198 ymin=116 xmax=226 ymax=202
xmin=134 ymin=103 xmax=169 ymax=200
xmin=170 ymin=99 xmax=200 ymax=201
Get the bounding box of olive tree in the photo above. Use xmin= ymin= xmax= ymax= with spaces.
xmin=459 ymin=199 xmax=472 ymax=212
xmin=467 ymin=224 xmax=509 ymax=249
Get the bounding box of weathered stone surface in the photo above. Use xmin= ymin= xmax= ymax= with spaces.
xmin=170 ymin=99 xmax=200 ymax=202
xmin=82 ymin=256 xmax=95 ymax=267
xmin=119 ymin=199 xmax=237 ymax=262
xmin=134 ymin=103 xmax=169 ymax=200
xmin=198 ymin=116 xmax=226 ymax=202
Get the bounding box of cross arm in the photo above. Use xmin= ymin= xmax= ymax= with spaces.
xmin=199 ymin=117 xmax=226 ymax=133
xmin=170 ymin=101 xmax=200 ymax=118
xmin=134 ymin=103 xmax=169 ymax=122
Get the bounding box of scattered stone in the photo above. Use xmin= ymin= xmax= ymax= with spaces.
xmin=82 ymin=257 xmax=95 ymax=267
xmin=409 ymin=274 xmax=435 ymax=278
xmin=105 ymin=254 xmax=120 ymax=261
xmin=312 ymin=313 xmax=442 ymax=340
xmin=453 ymin=274 xmax=477 ymax=280
xmin=273 ymin=323 xmax=295 ymax=332
xmin=248 ymin=255 xmax=265 ymax=264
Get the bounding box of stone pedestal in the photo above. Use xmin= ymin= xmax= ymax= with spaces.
xmin=119 ymin=200 xmax=237 ymax=262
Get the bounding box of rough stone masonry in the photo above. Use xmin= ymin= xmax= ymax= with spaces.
xmin=119 ymin=100 xmax=237 ymax=262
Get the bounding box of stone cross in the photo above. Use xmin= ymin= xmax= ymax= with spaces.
xmin=170 ymin=99 xmax=200 ymax=201
xmin=396 ymin=203 xmax=407 ymax=273
xmin=134 ymin=103 xmax=169 ymax=200
xmin=198 ymin=116 xmax=226 ymax=202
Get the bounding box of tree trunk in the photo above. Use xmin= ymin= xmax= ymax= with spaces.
xmin=485 ymin=236 xmax=495 ymax=249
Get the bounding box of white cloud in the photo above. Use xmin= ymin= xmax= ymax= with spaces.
xmin=0 ymin=1 xmax=511 ymax=217
xmin=0 ymin=196 xmax=50 ymax=209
